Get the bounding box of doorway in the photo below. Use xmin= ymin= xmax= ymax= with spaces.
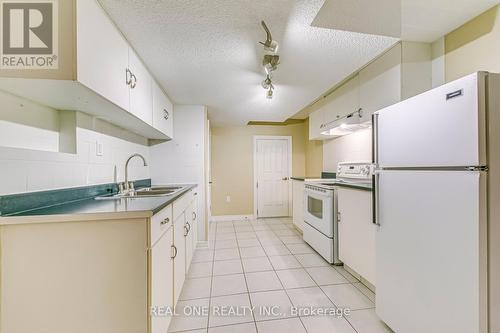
xmin=253 ymin=136 xmax=292 ymax=218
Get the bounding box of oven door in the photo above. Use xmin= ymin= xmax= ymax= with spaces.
xmin=303 ymin=186 xmax=334 ymax=237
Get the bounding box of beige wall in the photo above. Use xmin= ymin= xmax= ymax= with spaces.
xmin=211 ymin=123 xmax=307 ymax=216
xmin=304 ymin=118 xmax=323 ymax=178
xmin=445 ymin=5 xmax=500 ymax=81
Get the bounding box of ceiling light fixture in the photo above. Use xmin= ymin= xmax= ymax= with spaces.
xmin=261 ymin=75 xmax=272 ymax=89
xmin=262 ymin=54 xmax=280 ymax=74
xmin=266 ymin=84 xmax=274 ymax=99
xmin=259 ymin=21 xmax=280 ymax=100
xmin=259 ymin=21 xmax=279 ymax=53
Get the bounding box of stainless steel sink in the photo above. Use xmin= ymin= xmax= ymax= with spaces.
xmin=95 ymin=186 xmax=185 ymax=200
xmin=140 ymin=186 xmax=183 ymax=192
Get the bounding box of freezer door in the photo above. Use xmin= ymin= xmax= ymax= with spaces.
xmin=376 ymin=170 xmax=487 ymax=333
xmin=376 ymin=72 xmax=486 ymax=168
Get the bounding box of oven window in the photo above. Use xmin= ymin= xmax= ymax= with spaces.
xmin=307 ymin=196 xmax=323 ymax=219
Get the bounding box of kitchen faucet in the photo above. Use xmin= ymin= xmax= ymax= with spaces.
xmin=122 ymin=153 xmax=148 ymax=192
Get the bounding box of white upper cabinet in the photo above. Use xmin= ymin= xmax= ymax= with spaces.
xmin=0 ymin=0 xmax=173 ymax=141
xmin=307 ymin=41 xmax=431 ymax=140
xmin=128 ymin=49 xmax=153 ymax=125
xmin=323 ymin=74 xmax=360 ymax=125
xmin=309 ymin=75 xmax=359 ymax=140
xmin=76 ymin=0 xmax=130 ymax=112
xmin=152 ymin=80 xmax=174 ymax=138
xmin=359 ymin=44 xmax=401 ymax=123
xmin=309 ymin=107 xmax=325 ymax=140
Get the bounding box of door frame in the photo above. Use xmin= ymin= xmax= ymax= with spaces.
xmin=253 ymin=135 xmax=293 ymax=218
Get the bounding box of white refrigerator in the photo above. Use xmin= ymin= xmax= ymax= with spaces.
xmin=373 ymin=72 xmax=500 ymax=333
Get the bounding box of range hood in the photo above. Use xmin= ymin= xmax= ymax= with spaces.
xmin=320 ymin=109 xmax=370 ymax=137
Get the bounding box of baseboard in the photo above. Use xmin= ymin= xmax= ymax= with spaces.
xmin=196 ymin=241 xmax=209 ymax=249
xmin=210 ymin=215 xmax=255 ymax=222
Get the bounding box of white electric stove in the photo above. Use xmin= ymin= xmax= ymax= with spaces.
xmin=303 ymin=162 xmax=372 ymax=264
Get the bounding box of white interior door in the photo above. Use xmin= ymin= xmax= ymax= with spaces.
xmin=255 ymin=138 xmax=290 ymax=218
xmin=376 ymin=170 xmax=486 ymax=333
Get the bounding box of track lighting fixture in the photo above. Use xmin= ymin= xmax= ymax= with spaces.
xmin=266 ymin=87 xmax=274 ymax=99
xmin=262 ymin=54 xmax=280 ymax=74
xmin=259 ymin=20 xmax=280 ymax=99
xmin=259 ymin=21 xmax=279 ymax=53
xmin=261 ymin=75 xmax=272 ymax=89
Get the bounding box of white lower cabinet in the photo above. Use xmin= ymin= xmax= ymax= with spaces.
xmin=337 ymin=187 xmax=376 ymax=286
xmin=150 ymin=188 xmax=199 ymax=333
xmin=292 ymin=180 xmax=305 ymax=232
xmin=151 ymin=225 xmax=174 ymax=333
xmin=173 ymin=212 xmax=186 ymax=304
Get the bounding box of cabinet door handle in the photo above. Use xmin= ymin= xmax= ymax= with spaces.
xmin=160 ymin=217 xmax=170 ymax=226
xmin=170 ymin=245 xmax=178 ymax=259
xmin=163 ymin=109 xmax=169 ymax=120
xmin=126 ymin=68 xmax=132 ymax=86
xmin=130 ymin=74 xmax=137 ymax=89
xmin=337 ymin=211 xmax=341 ymax=223
xmin=184 ymin=222 xmax=191 ymax=236
xmin=192 ymin=212 xmax=196 ymax=221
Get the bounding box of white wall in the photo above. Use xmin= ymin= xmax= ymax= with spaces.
xmin=150 ymin=105 xmax=208 ymax=241
xmin=322 ymin=128 xmax=372 ymax=172
xmin=0 ymin=90 xmax=60 ymax=152
xmin=0 ymin=93 xmax=150 ymax=195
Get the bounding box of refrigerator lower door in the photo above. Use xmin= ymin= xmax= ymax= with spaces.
xmin=376 ymin=170 xmax=487 ymax=333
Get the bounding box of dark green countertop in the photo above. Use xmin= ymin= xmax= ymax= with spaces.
xmin=1 ymin=184 xmax=197 ymax=222
xmin=333 ymin=182 xmax=372 ymax=192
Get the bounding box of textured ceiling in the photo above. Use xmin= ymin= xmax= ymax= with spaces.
xmin=402 ymin=0 xmax=499 ymax=42
xmin=99 ymin=0 xmax=397 ymax=125
xmin=313 ymin=0 xmax=500 ymax=42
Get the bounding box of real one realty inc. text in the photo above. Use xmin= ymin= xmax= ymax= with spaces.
xmin=151 ymin=305 xmax=351 ymax=318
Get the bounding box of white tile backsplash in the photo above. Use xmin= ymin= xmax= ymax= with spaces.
xmin=322 ymin=128 xmax=372 ymax=172
xmin=0 ymin=112 xmax=151 ymax=195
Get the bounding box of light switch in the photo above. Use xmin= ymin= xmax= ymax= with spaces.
xmin=96 ymin=142 xmax=103 ymax=156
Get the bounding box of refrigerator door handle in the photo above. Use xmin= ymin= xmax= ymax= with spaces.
xmin=372 ymin=172 xmax=380 ymax=226
xmin=372 ymin=113 xmax=379 ymax=165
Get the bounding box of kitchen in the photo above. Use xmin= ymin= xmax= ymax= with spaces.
xmin=0 ymin=1 xmax=499 ymax=333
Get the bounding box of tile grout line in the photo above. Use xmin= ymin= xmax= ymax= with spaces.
xmin=205 ymin=220 xmax=228 ymax=331
xmin=233 ymin=220 xmax=259 ymax=333
xmin=192 ymin=217 xmax=372 ymax=333
xmin=270 ymin=218 xmax=315 ymax=333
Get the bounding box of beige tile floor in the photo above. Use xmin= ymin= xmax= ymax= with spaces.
xmin=169 ymin=217 xmax=394 ymax=333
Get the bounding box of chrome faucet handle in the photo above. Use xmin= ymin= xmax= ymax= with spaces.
xmin=129 ymin=182 xmax=135 ymax=190
xmin=118 ymin=182 xmax=125 ymax=193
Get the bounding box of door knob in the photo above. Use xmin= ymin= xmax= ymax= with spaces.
xmin=282 ymin=177 xmax=289 ymax=181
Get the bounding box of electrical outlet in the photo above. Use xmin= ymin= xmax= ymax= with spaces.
xmin=226 ymin=196 xmax=231 ymax=203
xmin=96 ymin=142 xmax=103 ymax=156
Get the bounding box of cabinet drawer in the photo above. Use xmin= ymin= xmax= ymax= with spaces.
xmin=151 ymin=204 xmax=173 ymax=246
xmin=173 ymin=190 xmax=193 ymax=220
